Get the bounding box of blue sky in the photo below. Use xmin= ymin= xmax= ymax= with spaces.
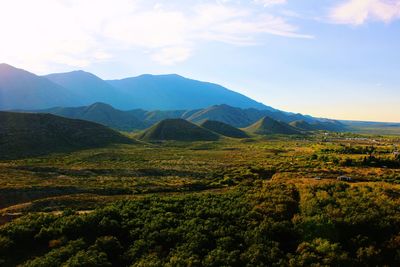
xmin=0 ymin=0 xmax=399 ymax=122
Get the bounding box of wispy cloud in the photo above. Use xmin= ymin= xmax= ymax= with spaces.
xmin=330 ymin=0 xmax=400 ymax=25
xmin=0 ymin=0 xmax=311 ymax=69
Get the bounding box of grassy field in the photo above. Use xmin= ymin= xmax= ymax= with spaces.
xmin=1 ymin=133 xmax=400 ymax=265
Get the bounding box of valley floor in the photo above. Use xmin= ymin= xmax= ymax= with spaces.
xmin=1 ymin=133 xmax=400 ymax=266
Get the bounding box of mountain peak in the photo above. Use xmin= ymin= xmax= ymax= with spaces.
xmin=87 ymin=102 xmax=115 ymax=109
xmin=0 ymin=63 xmax=27 ymax=74
xmin=245 ymin=116 xmax=302 ymax=135
xmin=138 ymin=118 xmax=219 ymax=141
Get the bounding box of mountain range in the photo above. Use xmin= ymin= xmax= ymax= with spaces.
xmin=1 ymin=63 xmax=397 ymax=131
xmin=36 ymin=102 xmax=346 ymax=132
xmin=0 ymin=63 xmax=269 ymax=111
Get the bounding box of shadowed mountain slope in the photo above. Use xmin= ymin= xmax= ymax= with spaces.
xmin=289 ymin=120 xmax=318 ymax=131
xmin=39 ymin=102 xmax=147 ymax=131
xmin=200 ymin=120 xmax=249 ymax=138
xmin=138 ymin=119 xmax=219 ymax=141
xmin=0 ymin=111 xmax=134 ymax=159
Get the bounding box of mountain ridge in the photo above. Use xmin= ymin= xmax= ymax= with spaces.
xmin=29 ymin=102 xmax=345 ymax=132
xmin=0 ymin=63 xmax=78 ymax=110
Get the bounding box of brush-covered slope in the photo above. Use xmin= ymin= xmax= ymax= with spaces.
xmin=0 ymin=64 xmax=77 ymax=110
xmin=107 ymin=74 xmax=270 ymax=110
xmin=45 ymin=71 xmax=131 ymax=109
xmin=200 ymin=120 xmax=249 ymax=138
xmin=0 ymin=111 xmax=133 ymax=159
xmin=40 ymin=102 xmax=147 ymax=131
xmin=289 ymin=120 xmax=317 ymax=131
xmin=138 ymin=119 xmax=219 ymax=141
xmin=245 ymin=116 xmax=302 ymax=135
xmin=186 ymin=104 xmax=258 ymax=128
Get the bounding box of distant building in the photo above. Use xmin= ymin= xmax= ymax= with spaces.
xmin=337 ymin=175 xmax=353 ymax=182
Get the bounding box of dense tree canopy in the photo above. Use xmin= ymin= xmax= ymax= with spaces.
xmin=1 ymin=182 xmax=400 ymax=266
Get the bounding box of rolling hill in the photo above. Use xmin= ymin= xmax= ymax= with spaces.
xmin=107 ymin=74 xmax=270 ymax=110
xmin=200 ymin=120 xmax=249 ymax=138
xmin=38 ymin=102 xmax=147 ymax=131
xmin=0 ymin=64 xmax=77 ymax=110
xmin=244 ymin=116 xmax=302 ymax=135
xmin=0 ymin=111 xmax=133 ymax=159
xmin=137 ymin=119 xmax=220 ymax=141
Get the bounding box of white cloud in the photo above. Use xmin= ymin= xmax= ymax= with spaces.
xmin=151 ymin=47 xmax=192 ymax=65
xmin=0 ymin=0 xmax=310 ymax=69
xmin=254 ymin=0 xmax=287 ymax=6
xmin=330 ymin=0 xmax=400 ymax=25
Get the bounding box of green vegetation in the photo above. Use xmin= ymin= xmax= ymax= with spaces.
xmin=289 ymin=120 xmax=317 ymax=131
xmin=200 ymin=120 xmax=249 ymax=138
xmin=0 ymin=112 xmax=133 ymax=159
xmin=1 ymin=129 xmax=400 ymax=266
xmin=41 ymin=103 xmax=148 ymax=131
xmin=137 ymin=119 xmax=220 ymax=141
xmin=1 ymin=182 xmax=400 ymax=266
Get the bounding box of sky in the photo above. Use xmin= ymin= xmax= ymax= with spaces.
xmin=0 ymin=0 xmax=399 ymax=122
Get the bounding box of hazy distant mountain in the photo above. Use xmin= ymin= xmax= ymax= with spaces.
xmin=45 ymin=70 xmax=131 ymax=109
xmin=244 ymin=116 xmax=302 ymax=135
xmin=1 ymin=64 xmax=273 ymax=111
xmin=0 ymin=64 xmax=349 ymax=129
xmin=138 ymin=119 xmax=220 ymax=141
xmin=0 ymin=111 xmax=133 ymax=159
xmin=107 ymin=74 xmax=271 ymax=110
xmin=39 ymin=102 xmax=147 ymax=131
xmin=0 ymin=63 xmax=77 ymax=110
xmin=200 ymin=120 xmax=249 ymax=138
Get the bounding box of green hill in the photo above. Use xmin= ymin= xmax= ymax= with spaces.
xmin=40 ymin=102 xmax=147 ymax=131
xmin=0 ymin=112 xmax=134 ymax=159
xmin=244 ymin=116 xmax=302 ymax=135
xmin=138 ymin=119 xmax=219 ymax=141
xmin=200 ymin=120 xmax=249 ymax=138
